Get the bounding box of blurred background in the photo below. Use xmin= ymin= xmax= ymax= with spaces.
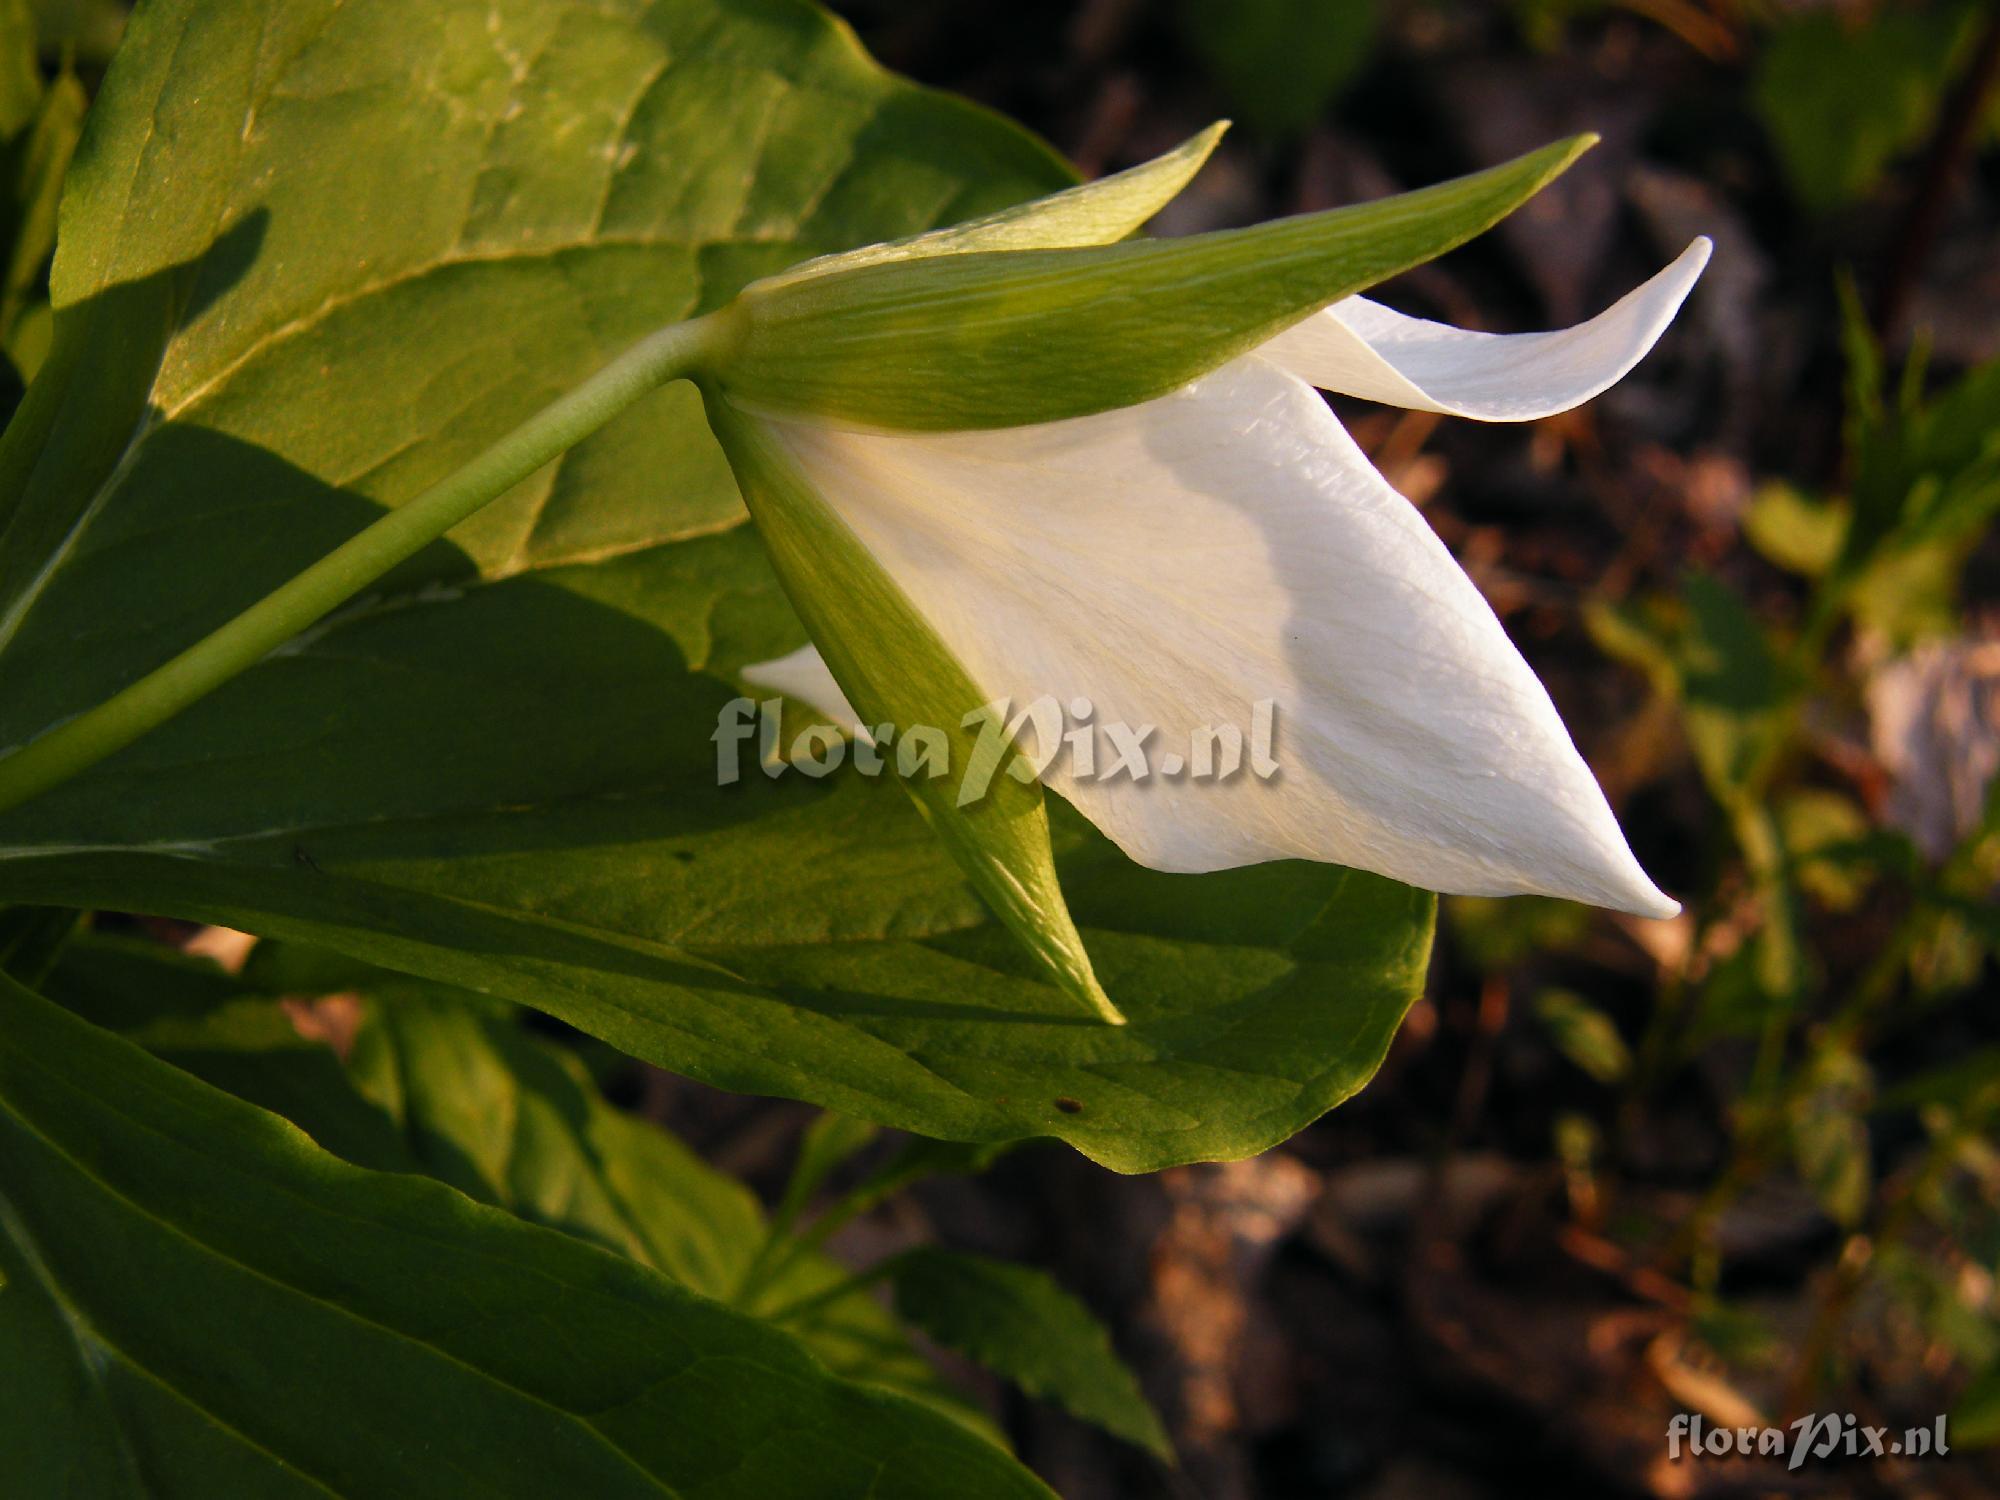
xmin=800 ymin=3 xmax=2000 ymax=1496
xmin=12 ymin=0 xmax=1999 ymax=1495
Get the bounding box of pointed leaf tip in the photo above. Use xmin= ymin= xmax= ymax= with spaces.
xmin=753 ymin=121 xmax=1231 ymax=294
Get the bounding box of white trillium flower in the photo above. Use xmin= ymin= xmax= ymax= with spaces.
xmin=694 ymin=132 xmax=1704 ymax=1022
xmin=739 ymin=240 xmax=1710 ymax=919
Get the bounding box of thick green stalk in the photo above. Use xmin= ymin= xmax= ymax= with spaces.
xmin=0 ymin=313 xmax=733 ymax=816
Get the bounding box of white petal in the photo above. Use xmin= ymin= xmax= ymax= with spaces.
xmin=1257 ymin=238 xmax=1711 ymax=420
xmin=759 ymin=358 xmax=1677 ymax=917
xmin=741 ymin=642 xmax=862 ymax=728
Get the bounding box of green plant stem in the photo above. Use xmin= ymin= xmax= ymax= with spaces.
xmin=733 ymin=1139 xmax=966 ymax=1312
xmin=736 ymin=1193 xmax=873 ymax=1314
xmin=0 ymin=313 xmax=733 ymax=817
xmin=762 ymin=1255 xmax=906 ymax=1327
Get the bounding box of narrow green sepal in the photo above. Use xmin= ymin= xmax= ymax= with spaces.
xmin=716 ymin=134 xmax=1595 ymax=432
xmin=755 ymin=121 xmax=1230 ymax=292
xmin=700 ymin=388 xmax=1126 ymax=1027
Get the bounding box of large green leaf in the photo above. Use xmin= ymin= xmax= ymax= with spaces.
xmin=0 ymin=965 xmax=1055 ymax=1498
xmin=47 ymin=931 xmax=422 ymax=1173
xmin=1 ymin=0 xmax=1073 ymax=743
xmin=1177 ymin=0 xmax=1377 ymax=137
xmin=0 ymin=0 xmax=1435 ymax=1171
xmin=0 ymin=821 xmax=1432 ymax=1171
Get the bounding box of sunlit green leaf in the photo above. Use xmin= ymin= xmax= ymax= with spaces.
xmin=1741 ymin=482 xmax=1847 ymax=579
xmin=1753 ymin=3 xmax=1984 ymax=211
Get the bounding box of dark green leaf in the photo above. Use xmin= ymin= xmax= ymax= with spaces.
xmin=1178 ymin=0 xmax=1377 ymax=137
xmin=0 ymin=967 xmax=1054 ymax=1497
xmin=1953 ymin=1361 xmax=2000 ymax=1447
xmin=337 ymin=976 xmax=1001 ymax=1439
xmin=43 ymin=931 xmax=424 ymax=1173
xmin=1753 ymin=3 xmax=1982 ymax=211
xmin=0 ymin=900 xmax=76 ymax=982
xmin=45 ymin=933 xmax=1003 ymax=1440
xmin=890 ymin=1246 xmax=1172 ymax=1461
xmin=1678 ymin=572 xmax=1789 ymax=799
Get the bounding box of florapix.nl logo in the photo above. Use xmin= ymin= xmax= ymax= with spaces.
xmin=1666 ymin=1413 xmax=1951 ymax=1472
xmin=713 ymin=694 xmax=1281 ymax=805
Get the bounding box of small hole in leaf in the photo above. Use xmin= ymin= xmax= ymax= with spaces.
xmin=1053 ymin=1096 xmax=1083 ymax=1114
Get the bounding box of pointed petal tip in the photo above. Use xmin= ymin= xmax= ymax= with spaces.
xmin=1626 ymin=887 xmax=1683 ymax=921
xmin=1262 ymin=232 xmax=1713 ymax=421
xmin=1527 ymin=864 xmax=1679 ymax=921
xmin=1590 ymin=856 xmax=1681 ymax=920
xmin=1562 ymin=824 xmax=1682 ymax=922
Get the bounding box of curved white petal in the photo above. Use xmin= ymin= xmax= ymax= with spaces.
xmin=758 ymin=358 xmax=1677 ymax=917
xmin=741 ymin=642 xmax=863 ymax=728
xmin=1258 ymin=237 xmax=1711 ymax=420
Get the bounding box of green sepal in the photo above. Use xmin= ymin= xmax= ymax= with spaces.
xmin=755 ymin=121 xmax=1229 ymax=291
xmin=701 ymin=389 xmax=1123 ymax=1026
xmin=713 ymin=135 xmax=1593 ymax=431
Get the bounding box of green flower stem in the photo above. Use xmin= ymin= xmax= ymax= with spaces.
xmin=0 ymin=312 xmax=734 ymax=817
